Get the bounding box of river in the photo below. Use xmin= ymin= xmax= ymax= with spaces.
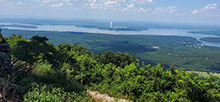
xmin=1 ymin=23 xmax=220 ymax=47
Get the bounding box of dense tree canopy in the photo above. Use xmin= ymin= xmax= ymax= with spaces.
xmin=1 ymin=34 xmax=220 ymax=102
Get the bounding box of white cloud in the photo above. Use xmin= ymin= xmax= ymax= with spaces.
xmin=127 ymin=3 xmax=134 ymax=8
xmin=38 ymin=0 xmax=76 ymax=7
xmin=192 ymin=10 xmax=199 ymax=15
xmin=192 ymin=4 xmax=217 ymax=15
xmin=35 ymin=0 xmax=154 ymax=11
xmin=122 ymin=3 xmax=135 ymax=11
xmin=81 ymin=0 xmax=155 ymax=11
xmin=1 ymin=1 xmax=25 ymax=7
xmin=138 ymin=7 xmax=150 ymax=13
xmin=83 ymin=0 xmax=124 ymax=9
xmin=38 ymin=0 xmax=58 ymax=4
xmin=205 ymin=4 xmax=217 ymax=9
xmin=88 ymin=0 xmax=98 ymax=8
xmin=34 ymin=0 xmax=156 ymax=14
xmin=154 ymin=6 xmax=177 ymax=15
xmin=132 ymin=0 xmax=153 ymax=4
xmin=37 ymin=0 xmax=58 ymax=6
xmin=63 ymin=0 xmax=73 ymax=5
xmin=50 ymin=3 xmax=63 ymax=8
xmin=144 ymin=0 xmax=153 ymax=4
xmin=17 ymin=2 xmax=24 ymax=5
xmin=104 ymin=0 xmax=118 ymax=5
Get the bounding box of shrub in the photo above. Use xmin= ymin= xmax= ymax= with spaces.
xmin=24 ymin=85 xmax=93 ymax=102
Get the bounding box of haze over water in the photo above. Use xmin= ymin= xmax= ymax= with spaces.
xmin=2 ymin=22 xmax=220 ymax=47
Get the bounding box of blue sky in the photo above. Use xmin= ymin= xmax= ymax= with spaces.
xmin=0 ymin=0 xmax=219 ymax=25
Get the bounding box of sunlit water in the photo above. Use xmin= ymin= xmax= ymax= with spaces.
xmin=2 ymin=23 xmax=220 ymax=47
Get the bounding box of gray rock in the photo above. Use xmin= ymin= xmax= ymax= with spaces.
xmin=0 ymin=43 xmax=11 ymax=70
xmin=0 ymin=94 xmax=2 ymax=99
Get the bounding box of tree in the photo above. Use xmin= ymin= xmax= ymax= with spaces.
xmin=10 ymin=35 xmax=57 ymax=67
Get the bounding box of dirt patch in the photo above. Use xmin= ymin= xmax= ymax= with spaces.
xmin=87 ymin=90 xmax=132 ymax=102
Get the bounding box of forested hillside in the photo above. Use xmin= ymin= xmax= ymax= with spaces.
xmin=1 ymin=34 xmax=220 ymax=102
xmin=4 ymin=29 xmax=220 ymax=73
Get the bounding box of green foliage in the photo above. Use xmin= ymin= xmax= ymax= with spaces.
xmin=11 ymin=35 xmax=57 ymax=66
xmin=5 ymin=34 xmax=28 ymax=49
xmin=33 ymin=61 xmax=53 ymax=76
xmin=5 ymin=34 xmax=28 ymax=65
xmin=24 ymin=85 xmax=92 ymax=102
xmin=4 ymin=34 xmax=220 ymax=102
xmin=96 ymin=51 xmax=138 ymax=68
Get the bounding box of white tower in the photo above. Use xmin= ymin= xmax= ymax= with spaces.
xmin=110 ymin=21 xmax=113 ymax=28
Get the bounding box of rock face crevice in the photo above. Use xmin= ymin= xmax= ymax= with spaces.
xmin=0 ymin=28 xmax=11 ymax=70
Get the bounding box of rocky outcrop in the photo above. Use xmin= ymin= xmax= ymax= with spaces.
xmin=0 ymin=28 xmax=11 ymax=70
xmin=0 ymin=43 xmax=11 ymax=70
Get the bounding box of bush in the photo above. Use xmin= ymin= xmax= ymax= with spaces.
xmin=24 ymin=85 xmax=93 ymax=102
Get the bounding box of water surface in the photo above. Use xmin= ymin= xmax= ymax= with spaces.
xmin=2 ymin=23 xmax=220 ymax=47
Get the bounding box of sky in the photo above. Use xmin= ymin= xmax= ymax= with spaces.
xmin=0 ymin=0 xmax=219 ymax=25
